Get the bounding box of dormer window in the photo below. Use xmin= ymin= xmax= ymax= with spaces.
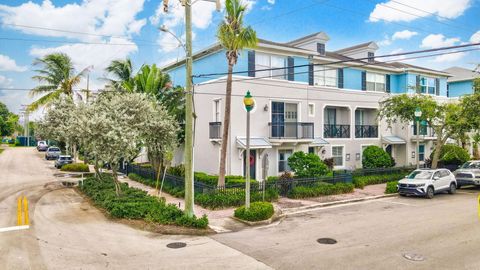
xmin=317 ymin=43 xmax=326 ymax=56
xmin=368 ymin=52 xmax=374 ymax=63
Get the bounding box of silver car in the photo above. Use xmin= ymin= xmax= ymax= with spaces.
xmin=45 ymin=147 xmax=61 ymax=160
xmin=454 ymin=160 xmax=480 ymax=188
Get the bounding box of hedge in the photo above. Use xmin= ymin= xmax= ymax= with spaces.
xmin=234 ymin=202 xmax=274 ymax=222
xmin=79 ymin=175 xmax=208 ymax=228
xmin=287 ymin=183 xmax=354 ymax=199
xmin=362 ymin=145 xmax=393 ymax=169
xmin=353 ymin=172 xmax=406 ymax=189
xmin=128 ymin=173 xmax=184 ymax=198
xmin=385 ymin=181 xmax=398 ymax=194
xmin=61 ymin=163 xmax=90 ymax=172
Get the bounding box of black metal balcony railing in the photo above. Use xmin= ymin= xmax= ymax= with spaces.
xmin=412 ymin=125 xmax=436 ymax=137
xmin=324 ymin=124 xmax=350 ymax=138
xmin=209 ymin=122 xmax=222 ymax=139
xmin=355 ymin=125 xmax=378 ymax=138
xmin=269 ymin=122 xmax=314 ymax=139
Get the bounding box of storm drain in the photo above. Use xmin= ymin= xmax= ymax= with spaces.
xmin=166 ymin=242 xmax=187 ymax=249
xmin=317 ymin=238 xmax=337 ymax=245
xmin=403 ymin=253 xmax=425 ymax=262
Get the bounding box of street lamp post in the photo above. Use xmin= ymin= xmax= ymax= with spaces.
xmin=243 ymin=91 xmax=255 ymax=209
xmin=414 ymin=108 xmax=422 ymax=169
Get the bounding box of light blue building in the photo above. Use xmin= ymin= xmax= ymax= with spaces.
xmin=443 ymin=66 xmax=479 ymax=98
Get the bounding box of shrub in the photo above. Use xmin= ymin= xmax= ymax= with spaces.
xmin=61 ymin=163 xmax=90 ymax=172
xmin=431 ymin=144 xmax=470 ymax=166
xmin=288 ymin=151 xmax=329 ymax=178
xmin=322 ymin=158 xmax=334 ymax=170
xmin=288 ymin=183 xmax=354 ymax=199
xmin=385 ymin=181 xmax=398 ymax=194
xmin=128 ymin=173 xmax=185 ymax=198
xmin=195 ymin=188 xmax=279 ymax=209
xmin=79 ymin=175 xmax=208 ymax=228
xmin=234 ymin=202 xmax=274 ymax=222
xmin=362 ymin=146 xmax=393 ymax=169
xmin=167 ymin=164 xmax=185 ymax=177
xmin=353 ymin=172 xmax=406 ymax=189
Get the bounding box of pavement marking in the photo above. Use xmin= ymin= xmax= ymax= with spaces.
xmin=0 ymin=225 xmax=30 ymax=233
xmin=209 ymin=225 xmax=232 ymax=233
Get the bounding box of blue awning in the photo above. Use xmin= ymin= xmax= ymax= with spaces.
xmin=236 ymin=137 xmax=272 ymax=149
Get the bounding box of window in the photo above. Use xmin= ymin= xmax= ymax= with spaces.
xmin=420 ymin=76 xmax=436 ymax=94
xmin=308 ymin=103 xmax=315 ymax=117
xmin=419 ymin=144 xmax=425 ymax=161
xmin=255 ymin=53 xmax=287 ymax=80
xmin=326 ymin=108 xmax=336 ymax=126
xmin=314 ymin=66 xmax=337 ymax=87
xmin=278 ymin=150 xmax=293 ymax=172
xmin=213 ymin=99 xmax=221 ymax=122
xmin=368 ymin=52 xmax=374 ymax=63
xmin=366 ymin=72 xmax=385 ymax=92
xmin=317 ymin=43 xmax=326 ymax=55
xmin=308 ymin=147 xmax=315 ymax=154
xmin=355 ymin=110 xmax=365 ymax=125
xmin=332 ymin=146 xmax=344 ymax=167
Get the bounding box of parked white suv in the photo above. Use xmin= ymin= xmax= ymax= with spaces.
xmin=398 ymin=169 xmax=457 ymax=199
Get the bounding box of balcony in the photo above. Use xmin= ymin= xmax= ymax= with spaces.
xmin=209 ymin=122 xmax=222 ymax=140
xmin=269 ymin=122 xmax=314 ymax=139
xmin=355 ymin=125 xmax=378 ymax=138
xmin=412 ymin=125 xmax=436 ymax=138
xmin=324 ymin=124 xmax=350 ymax=138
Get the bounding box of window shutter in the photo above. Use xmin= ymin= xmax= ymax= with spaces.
xmin=287 ymin=57 xmax=295 ymax=81
xmin=337 ymin=68 xmax=344 ymax=89
xmin=361 ymin=71 xmax=366 ymax=91
xmin=415 ymin=75 xmax=421 ymax=93
xmin=385 ymin=74 xmax=391 ymax=93
xmin=435 ymin=78 xmax=440 ymax=96
xmin=248 ymin=50 xmax=255 ymax=77
xmin=308 ymin=63 xmax=314 ymax=86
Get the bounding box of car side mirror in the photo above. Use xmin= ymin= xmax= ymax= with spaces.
xmin=433 ymin=176 xmax=440 ymax=180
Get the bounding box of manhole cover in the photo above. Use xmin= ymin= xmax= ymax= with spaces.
xmin=166 ymin=242 xmax=187 ymax=249
xmin=403 ymin=253 xmax=425 ymax=261
xmin=317 ymin=238 xmax=337 ymax=245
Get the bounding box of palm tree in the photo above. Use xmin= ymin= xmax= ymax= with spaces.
xmin=28 ymin=53 xmax=89 ymax=111
xmin=104 ymin=58 xmax=135 ymax=91
xmin=216 ymin=0 xmax=258 ymax=186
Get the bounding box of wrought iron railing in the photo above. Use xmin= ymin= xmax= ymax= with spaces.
xmin=412 ymin=125 xmax=436 ymax=137
xmin=324 ymin=124 xmax=350 ymax=138
xmin=269 ymin=122 xmax=314 ymax=139
xmin=355 ymin=125 xmax=378 ymax=138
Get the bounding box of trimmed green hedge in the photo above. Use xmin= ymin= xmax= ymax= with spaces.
xmin=195 ymin=188 xmax=279 ymax=210
xmin=61 ymin=163 xmax=90 ymax=172
xmin=128 ymin=173 xmax=184 ymax=198
xmin=385 ymin=181 xmax=398 ymax=194
xmin=353 ymin=172 xmax=406 ymax=189
xmin=79 ymin=175 xmax=208 ymax=228
xmin=234 ymin=202 xmax=274 ymax=222
xmin=287 ymin=183 xmax=354 ymax=199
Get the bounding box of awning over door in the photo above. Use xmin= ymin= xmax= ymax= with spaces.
xmin=236 ymin=137 xmax=272 ymax=149
xmin=311 ymin=137 xmax=329 ymax=146
xmin=382 ymin=136 xmax=406 ymax=145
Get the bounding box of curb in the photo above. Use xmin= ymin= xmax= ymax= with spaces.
xmin=279 ymin=193 xmax=398 ymax=217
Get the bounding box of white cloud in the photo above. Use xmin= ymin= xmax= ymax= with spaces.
xmin=392 ymin=30 xmax=418 ymax=40
xmin=0 ymin=54 xmax=27 ymax=72
xmin=267 ymin=0 xmax=275 ymax=4
xmin=369 ymin=0 xmax=471 ymax=23
xmin=433 ymin=52 xmax=465 ymax=62
xmin=0 ymin=0 xmax=146 ymax=42
xmin=420 ymin=34 xmax=460 ymax=49
xmin=471 ymin=30 xmax=480 ymax=43
xmin=0 ymin=75 xmax=13 ymax=88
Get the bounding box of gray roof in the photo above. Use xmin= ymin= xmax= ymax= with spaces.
xmin=442 ymin=66 xmax=479 ymax=82
xmin=334 ymin=41 xmax=377 ymax=53
xmin=236 ymin=137 xmax=272 ymax=149
xmin=382 ymin=136 xmax=406 ymax=145
xmin=311 ymin=137 xmax=329 ymax=146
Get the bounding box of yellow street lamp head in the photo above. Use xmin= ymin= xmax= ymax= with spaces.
xmin=244 ymin=91 xmax=255 ymax=112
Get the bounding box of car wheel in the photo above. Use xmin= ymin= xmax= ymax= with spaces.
xmin=448 ymin=183 xmax=456 ymax=194
xmin=426 ymin=186 xmax=434 ymax=199
xmin=399 ymin=193 xmax=406 ymax=197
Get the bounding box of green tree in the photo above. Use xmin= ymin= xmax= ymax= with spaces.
xmin=362 ymin=145 xmax=393 ymax=169
xmin=287 ymin=151 xmax=329 ymax=178
xmin=104 ymin=58 xmax=134 ymax=91
xmin=430 ymin=144 xmax=470 ymax=166
xmin=216 ymin=0 xmax=258 ymax=186
xmin=472 ymin=133 xmax=480 ymax=159
xmin=28 ymin=53 xmax=89 ymax=111
xmin=378 ymin=94 xmax=465 ymax=168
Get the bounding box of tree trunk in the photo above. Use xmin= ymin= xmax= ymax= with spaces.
xmin=112 ymin=167 xmax=122 ymax=196
xmin=73 ymin=144 xmax=77 ymax=163
xmin=473 ymin=142 xmax=479 ymax=159
xmin=431 ymin=137 xmax=444 ymax=169
xmin=94 ymin=156 xmax=102 ymax=180
xmin=218 ymin=63 xmax=234 ymax=187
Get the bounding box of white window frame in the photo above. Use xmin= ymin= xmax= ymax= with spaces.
xmin=419 ymin=143 xmax=425 ymax=162
xmin=331 ymin=145 xmax=345 ymax=168
xmin=420 ymin=76 xmax=436 ymax=95
xmin=314 ymin=66 xmax=337 ymax=87
xmin=308 ymin=103 xmax=315 ymax=117
xmin=255 ymin=53 xmax=287 ymax=80
xmin=278 ymin=149 xmax=293 ymax=173
xmin=212 ymin=98 xmax=221 ymax=122
xmin=366 ymin=72 xmax=386 ymax=92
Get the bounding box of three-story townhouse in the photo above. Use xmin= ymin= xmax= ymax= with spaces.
xmin=163 ymin=32 xmax=450 ymax=179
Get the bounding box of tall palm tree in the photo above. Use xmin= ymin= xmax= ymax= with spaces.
xmin=104 ymin=58 xmax=135 ymax=91
xmin=216 ymin=0 xmax=258 ymax=186
xmin=28 ymin=53 xmax=89 ymax=111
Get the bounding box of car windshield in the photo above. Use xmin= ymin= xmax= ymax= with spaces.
xmin=460 ymin=162 xmax=480 ymax=169
xmin=407 ymin=171 xmax=433 ymax=180
xmin=60 ymin=157 xmax=72 ymax=160
xmin=49 ymin=148 xmax=60 ymax=152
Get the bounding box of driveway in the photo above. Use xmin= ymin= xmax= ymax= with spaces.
xmin=0 ymin=147 xmax=271 ymax=270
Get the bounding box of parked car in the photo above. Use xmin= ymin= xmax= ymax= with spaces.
xmin=454 ymin=160 xmax=480 ymax=188
xmin=37 ymin=141 xmax=48 ymax=151
xmin=398 ymin=169 xmax=457 ymax=199
xmin=55 ymin=155 xmax=73 ymax=169
xmin=45 ymin=147 xmax=61 ymax=160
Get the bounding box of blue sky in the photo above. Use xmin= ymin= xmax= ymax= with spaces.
xmin=0 ymin=0 xmax=479 ymax=115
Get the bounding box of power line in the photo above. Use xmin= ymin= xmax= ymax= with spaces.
xmin=193 ymin=42 xmax=480 ymax=78
xmin=0 ymin=37 xmax=179 ymax=47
